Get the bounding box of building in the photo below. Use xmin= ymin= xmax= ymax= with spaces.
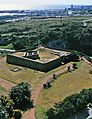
xmin=24 ymin=50 xmax=40 ymax=60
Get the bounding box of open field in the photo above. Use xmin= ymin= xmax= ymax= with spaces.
xmin=0 ymin=86 xmax=3 ymax=95
xmin=0 ymin=51 xmax=68 ymax=90
xmin=36 ymin=60 xmax=92 ymax=119
xmin=0 ymin=56 xmax=45 ymax=89
xmin=0 ymin=86 xmax=6 ymax=96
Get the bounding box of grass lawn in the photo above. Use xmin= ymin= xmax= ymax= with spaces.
xmin=36 ymin=61 xmax=92 ymax=119
xmin=0 ymin=56 xmax=46 ymax=89
xmin=0 ymin=43 xmax=13 ymax=49
xmin=0 ymin=54 xmax=68 ymax=90
xmin=0 ymin=86 xmax=6 ymax=96
xmin=0 ymin=86 xmax=3 ymax=94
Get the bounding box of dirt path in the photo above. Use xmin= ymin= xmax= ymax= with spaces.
xmin=0 ymin=65 xmax=69 ymax=119
xmin=22 ymin=64 xmax=72 ymax=119
xmin=0 ymin=57 xmax=91 ymax=119
xmin=0 ymin=78 xmax=15 ymax=91
xmin=23 ymin=57 xmax=92 ymax=119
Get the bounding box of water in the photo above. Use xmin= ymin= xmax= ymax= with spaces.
xmin=0 ymin=13 xmax=26 ymax=16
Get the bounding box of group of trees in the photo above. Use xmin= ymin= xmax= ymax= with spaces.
xmin=46 ymin=88 xmax=92 ymax=119
xmin=0 ymin=19 xmax=92 ymax=55
xmin=0 ymin=82 xmax=33 ymax=119
xmin=45 ymin=21 xmax=92 ymax=56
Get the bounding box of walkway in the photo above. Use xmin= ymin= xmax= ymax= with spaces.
xmin=0 ymin=78 xmax=15 ymax=91
xmin=0 ymin=63 xmax=72 ymax=119
xmin=23 ymin=57 xmax=92 ymax=119
xmin=22 ymin=64 xmax=72 ymax=119
xmin=1 ymin=58 xmax=91 ymax=119
xmin=0 ymin=56 xmax=92 ymax=119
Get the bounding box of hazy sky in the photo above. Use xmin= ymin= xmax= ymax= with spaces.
xmin=0 ymin=0 xmax=92 ymax=10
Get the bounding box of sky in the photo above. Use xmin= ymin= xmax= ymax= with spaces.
xmin=0 ymin=0 xmax=92 ymax=10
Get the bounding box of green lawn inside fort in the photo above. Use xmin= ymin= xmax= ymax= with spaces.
xmin=36 ymin=60 xmax=92 ymax=119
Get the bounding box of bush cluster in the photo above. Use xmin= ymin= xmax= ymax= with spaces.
xmin=46 ymin=88 xmax=92 ymax=119
xmin=0 ymin=82 xmax=33 ymax=119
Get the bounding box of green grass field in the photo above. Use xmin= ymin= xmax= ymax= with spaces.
xmin=0 ymin=56 xmax=45 ymax=89
xmin=0 ymin=86 xmax=3 ymax=94
xmin=36 ymin=61 xmax=92 ymax=119
xmin=0 ymin=16 xmax=92 ymax=118
xmin=0 ymin=86 xmax=6 ymax=96
xmin=0 ymin=43 xmax=13 ymax=49
xmin=0 ymin=52 xmax=67 ymax=90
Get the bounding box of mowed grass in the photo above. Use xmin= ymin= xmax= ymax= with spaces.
xmin=0 ymin=52 xmax=67 ymax=90
xmin=36 ymin=61 xmax=92 ymax=119
xmin=0 ymin=86 xmax=3 ymax=94
xmin=0 ymin=86 xmax=6 ymax=96
xmin=0 ymin=56 xmax=46 ymax=89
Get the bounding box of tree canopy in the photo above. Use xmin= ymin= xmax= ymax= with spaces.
xmin=46 ymin=88 xmax=92 ymax=119
xmin=9 ymin=82 xmax=33 ymax=110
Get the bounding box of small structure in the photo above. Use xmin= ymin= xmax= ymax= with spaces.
xmin=10 ymin=67 xmax=22 ymax=72
xmin=24 ymin=50 xmax=40 ymax=60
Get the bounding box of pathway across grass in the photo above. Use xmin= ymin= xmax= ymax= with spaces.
xmin=36 ymin=60 xmax=92 ymax=119
xmin=0 ymin=78 xmax=15 ymax=91
xmin=0 ymin=57 xmax=91 ymax=119
xmin=22 ymin=63 xmax=73 ymax=119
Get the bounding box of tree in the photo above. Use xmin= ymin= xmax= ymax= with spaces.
xmin=46 ymin=88 xmax=92 ymax=119
xmin=0 ymin=95 xmax=13 ymax=119
xmin=9 ymin=82 xmax=33 ymax=110
xmin=0 ymin=106 xmax=9 ymax=119
xmin=13 ymin=109 xmax=22 ymax=119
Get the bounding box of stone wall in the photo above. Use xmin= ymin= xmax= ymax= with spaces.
xmin=6 ymin=54 xmax=62 ymax=72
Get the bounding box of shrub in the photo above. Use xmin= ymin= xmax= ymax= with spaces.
xmin=46 ymin=88 xmax=92 ymax=119
xmin=0 ymin=95 xmax=14 ymax=117
xmin=9 ymin=82 xmax=33 ymax=110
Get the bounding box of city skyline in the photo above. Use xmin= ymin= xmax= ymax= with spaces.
xmin=0 ymin=0 xmax=92 ymax=10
